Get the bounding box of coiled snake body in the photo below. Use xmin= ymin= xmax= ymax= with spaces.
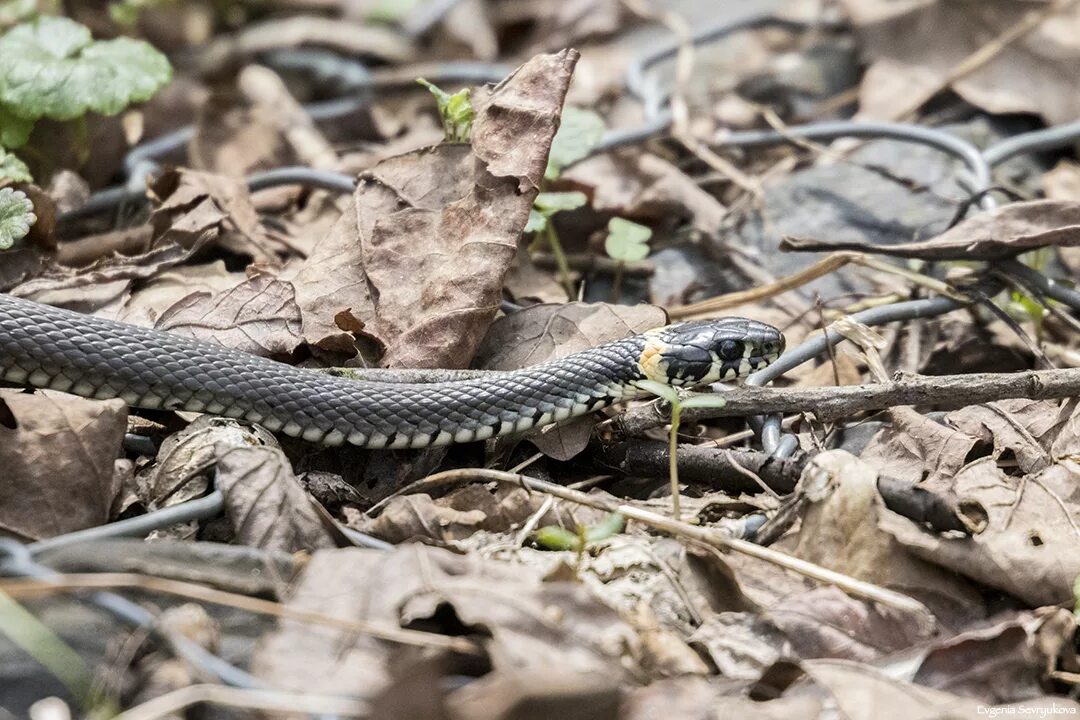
xmin=0 ymin=294 xmax=784 ymax=448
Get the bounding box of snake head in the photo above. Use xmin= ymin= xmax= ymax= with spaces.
xmin=638 ymin=319 xmax=785 ymax=387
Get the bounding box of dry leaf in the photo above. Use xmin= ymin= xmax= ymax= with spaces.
xmin=0 ymin=390 xmax=126 ymax=540
xmin=842 ymin=0 xmax=1080 ymax=124
xmin=292 ymin=51 xmax=579 ymax=366
xmin=783 ymin=200 xmax=1080 ymax=260
xmin=215 ymin=444 xmax=337 ymax=552
xmin=155 ymin=270 xmax=303 ymax=358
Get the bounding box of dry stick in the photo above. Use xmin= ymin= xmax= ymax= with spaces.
xmin=668 ymin=252 xmax=861 ymax=319
xmin=613 ymin=367 xmax=1080 ymax=435
xmin=114 ymin=684 xmax=367 ymax=720
xmin=891 ymin=0 xmax=1080 ymax=121
xmin=419 ymin=468 xmax=933 ymax=622
xmin=0 ymin=573 xmax=480 ymax=656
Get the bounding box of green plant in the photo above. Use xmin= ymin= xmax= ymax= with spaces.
xmin=635 ymin=380 xmax=728 ymax=520
xmin=526 ymin=191 xmax=587 ymax=297
xmin=0 ymin=15 xmax=172 ymax=179
xmin=0 ymin=187 xmax=35 ymax=249
xmin=417 ymin=78 xmax=474 ymax=143
xmin=545 ymin=106 xmax=604 ymax=181
xmin=604 ymin=217 xmax=652 ymax=302
xmin=535 ymin=512 xmax=626 ymax=572
xmin=0 ymin=147 xmax=31 ymax=183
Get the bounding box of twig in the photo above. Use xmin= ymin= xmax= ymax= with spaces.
xmin=610 ymin=367 xmax=1080 ymax=433
xmin=668 ymin=252 xmax=860 ymax=319
xmin=415 ymin=468 xmax=934 ymax=622
xmin=890 ymin=0 xmax=1080 ymax=121
xmin=588 ymin=441 xmax=805 ymax=495
xmin=0 ymin=573 xmax=480 ymax=655
xmin=114 ymin=684 xmax=367 ymax=720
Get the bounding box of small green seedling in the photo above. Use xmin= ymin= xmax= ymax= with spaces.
xmin=604 ymin=217 xmax=652 ymax=302
xmin=535 ymin=511 xmax=626 ymax=552
xmin=0 ymin=187 xmax=35 ymax=250
xmin=526 ymin=191 xmax=587 ymax=298
xmin=417 ymin=78 xmax=474 ymax=143
xmin=635 ymin=379 xmax=728 ymax=520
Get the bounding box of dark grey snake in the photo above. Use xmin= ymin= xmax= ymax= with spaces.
xmin=0 ymin=294 xmax=784 ymax=449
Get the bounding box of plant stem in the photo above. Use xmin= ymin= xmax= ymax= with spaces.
xmin=544 ymin=223 xmax=575 ymax=299
xmin=611 ymin=260 xmax=624 ymax=303
xmin=668 ymin=400 xmax=682 ymax=520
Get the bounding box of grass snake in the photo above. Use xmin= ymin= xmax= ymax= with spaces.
xmin=0 ymin=294 xmax=784 ymax=449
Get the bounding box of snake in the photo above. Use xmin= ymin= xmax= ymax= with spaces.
xmin=0 ymin=294 xmax=784 ymax=449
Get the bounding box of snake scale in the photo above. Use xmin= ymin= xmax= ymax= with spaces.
xmin=0 ymin=294 xmax=784 ymax=448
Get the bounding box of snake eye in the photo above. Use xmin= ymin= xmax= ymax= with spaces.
xmin=718 ymin=339 xmax=743 ymax=362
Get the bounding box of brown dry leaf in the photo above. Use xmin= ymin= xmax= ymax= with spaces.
xmin=136 ymin=416 xmax=274 ymax=511
xmin=786 ymin=450 xmax=983 ymax=624
xmin=10 ymin=230 xmax=219 ymax=313
xmin=841 ymin=0 xmax=1080 ymax=124
xmin=562 ymin=152 xmax=728 ymax=235
xmin=624 ymin=677 xmax=822 ymax=720
xmin=908 ymin=608 xmax=1076 ymax=702
xmin=190 ymin=94 xmax=291 ymax=178
xmin=0 ymin=390 xmax=126 ymax=540
xmin=356 ymin=483 xmax=601 ymax=544
xmin=881 ymin=454 xmax=1080 ymax=607
xmin=947 ymin=399 xmax=1077 ymax=475
xmin=767 ymin=586 xmax=928 ymax=662
xmin=861 ymin=407 xmax=980 ymax=485
xmin=783 ymin=200 xmax=1080 ymax=260
xmin=197 ymin=16 xmax=415 ymax=75
xmin=215 ymin=444 xmax=337 ymax=553
xmin=291 ymin=51 xmax=578 ymax=365
xmin=150 ymin=168 xmax=274 ymax=261
xmin=154 ymin=270 xmax=303 ymax=358
xmin=798 ymin=658 xmax=1080 ymax=720
xmin=688 ymin=612 xmax=789 ymax=680
xmin=253 ymin=545 xmax=641 ymax=699
xmin=528 ymin=414 xmax=597 ymax=461
xmin=474 ymin=301 xmax=666 ymax=370
xmin=115 ymin=261 xmax=242 ymax=326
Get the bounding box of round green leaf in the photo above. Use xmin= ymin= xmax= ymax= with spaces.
xmin=605 ymin=217 xmax=652 ymax=262
xmin=0 ymin=104 xmax=34 ymax=147
xmin=546 ymin=106 xmax=605 ymax=180
xmin=0 ymin=187 xmax=36 ymax=250
xmin=0 ymin=16 xmax=171 ymax=122
xmin=0 ymin=147 xmax=31 ymax=183
xmin=534 ymin=191 xmax=587 ymax=215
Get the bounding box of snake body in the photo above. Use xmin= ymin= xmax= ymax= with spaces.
xmin=0 ymin=294 xmax=784 ymax=448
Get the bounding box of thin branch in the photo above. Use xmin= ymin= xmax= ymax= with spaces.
xmin=415 ymin=468 xmax=934 ymax=624
xmin=611 ymin=367 xmax=1080 ymax=434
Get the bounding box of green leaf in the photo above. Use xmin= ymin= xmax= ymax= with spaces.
xmin=546 ymin=106 xmax=605 ymax=180
xmin=417 ymin=78 xmax=474 ymax=143
xmin=534 ymin=525 xmax=581 ymax=551
xmin=605 ymin=217 xmax=652 ymax=262
xmin=633 ymin=378 xmax=679 ymax=404
xmin=0 ymin=0 xmax=38 ymax=27
xmin=534 ymin=191 xmax=587 ymax=215
xmin=0 ymin=103 xmax=34 ymax=147
xmin=535 ymin=513 xmax=625 ymax=551
xmin=527 ymin=192 xmax=587 ymax=235
xmin=0 ymin=16 xmax=172 ymax=122
xmin=0 ymin=146 xmax=31 ymax=182
xmin=525 ymin=207 xmax=547 ymax=234
xmin=0 ymin=187 xmax=36 ymax=249
xmin=681 ymin=395 xmax=728 ymax=410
